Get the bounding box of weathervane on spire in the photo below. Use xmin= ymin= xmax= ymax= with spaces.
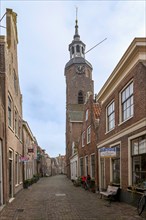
xmin=75 ymin=6 xmax=78 ymax=21
xmin=74 ymin=6 xmax=79 ymax=38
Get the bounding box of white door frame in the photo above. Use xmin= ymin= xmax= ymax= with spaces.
xmin=99 ymin=155 xmax=106 ymax=190
xmin=9 ymin=149 xmax=14 ymax=199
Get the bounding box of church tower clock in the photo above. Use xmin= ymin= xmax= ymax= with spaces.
xmin=65 ymin=15 xmax=94 ymax=178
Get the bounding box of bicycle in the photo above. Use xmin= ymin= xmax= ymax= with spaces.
xmin=137 ymin=190 xmax=146 ymax=215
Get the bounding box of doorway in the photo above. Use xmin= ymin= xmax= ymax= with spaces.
xmin=9 ymin=149 xmax=13 ymax=199
xmin=100 ymin=158 xmax=105 ymax=190
xmin=0 ymin=140 xmax=3 ymax=206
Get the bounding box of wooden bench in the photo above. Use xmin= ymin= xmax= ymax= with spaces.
xmin=100 ymin=185 xmax=119 ymax=204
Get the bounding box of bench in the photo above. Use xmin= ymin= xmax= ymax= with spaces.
xmin=100 ymin=185 xmax=119 ymax=204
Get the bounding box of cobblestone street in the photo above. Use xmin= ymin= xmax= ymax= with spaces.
xmin=0 ymin=175 xmax=146 ymax=220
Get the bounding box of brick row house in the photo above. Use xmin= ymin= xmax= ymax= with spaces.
xmin=0 ymin=36 xmax=6 ymax=208
xmin=78 ymin=94 xmax=100 ymax=182
xmin=22 ymin=120 xmax=37 ymax=180
xmin=96 ymin=38 xmax=146 ymax=204
xmin=0 ymin=9 xmax=24 ymax=205
xmin=65 ymin=16 xmax=146 ymax=204
xmin=0 ymin=9 xmax=53 ymax=210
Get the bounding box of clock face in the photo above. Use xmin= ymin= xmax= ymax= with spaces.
xmin=76 ymin=65 xmax=85 ymax=74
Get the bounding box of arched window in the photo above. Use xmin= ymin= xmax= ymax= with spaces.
xmin=72 ymin=46 xmax=74 ymax=54
xmin=82 ymin=47 xmax=84 ymax=54
xmin=78 ymin=91 xmax=84 ymax=104
xmin=76 ymin=45 xmax=80 ymax=53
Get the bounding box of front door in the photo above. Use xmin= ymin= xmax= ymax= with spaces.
xmin=0 ymin=140 xmax=3 ymax=206
xmin=9 ymin=149 xmax=14 ymax=199
xmin=9 ymin=159 xmax=13 ymax=198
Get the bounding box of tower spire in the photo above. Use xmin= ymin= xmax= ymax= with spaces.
xmin=68 ymin=7 xmax=87 ymax=59
xmin=74 ymin=6 xmax=80 ymax=39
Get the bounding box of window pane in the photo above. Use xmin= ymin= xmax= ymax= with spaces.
xmin=113 ymin=159 xmax=120 ymax=183
xmin=86 ymin=109 xmax=88 ymax=121
xmin=132 ymin=155 xmax=146 ymax=186
xmin=130 ymin=82 xmax=133 ymax=95
xmin=112 ymin=146 xmax=120 ymax=184
xmin=87 ymin=126 xmax=91 ymax=143
xmin=121 ymin=82 xmax=133 ymax=122
xmin=8 ymin=97 xmax=12 ymax=127
xmin=132 ymin=140 xmax=139 ymax=155
xmin=122 ymin=91 xmax=125 ymax=103
xmin=139 ymin=138 xmax=146 ymax=154
xmin=107 ymin=101 xmax=115 ymax=131
xmin=132 ymin=135 xmax=146 ymax=188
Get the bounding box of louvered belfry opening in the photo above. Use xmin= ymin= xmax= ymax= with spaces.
xmin=78 ymin=91 xmax=84 ymax=104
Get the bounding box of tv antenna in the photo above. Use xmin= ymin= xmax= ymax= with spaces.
xmin=0 ymin=12 xmax=7 ymax=29
xmin=85 ymin=38 xmax=107 ymax=54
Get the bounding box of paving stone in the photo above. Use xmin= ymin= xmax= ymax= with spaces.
xmin=0 ymin=175 xmax=146 ymax=220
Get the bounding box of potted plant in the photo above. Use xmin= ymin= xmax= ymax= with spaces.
xmin=23 ymin=179 xmax=29 ymax=189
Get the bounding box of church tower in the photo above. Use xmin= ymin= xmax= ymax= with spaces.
xmin=65 ymin=13 xmax=94 ymax=178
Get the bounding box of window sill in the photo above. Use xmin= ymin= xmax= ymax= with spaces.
xmin=105 ymin=127 xmax=115 ymax=135
xmin=118 ymin=115 xmax=133 ymax=126
xmin=8 ymin=126 xmax=14 ymax=133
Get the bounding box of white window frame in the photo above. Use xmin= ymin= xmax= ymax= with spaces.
xmin=119 ymin=80 xmax=134 ymax=124
xmin=15 ymin=153 xmax=19 ymax=185
xmin=14 ymin=109 xmax=18 ymax=135
xmin=131 ymin=135 xmax=146 ymax=186
xmin=87 ymin=126 xmax=91 ymax=144
xmin=128 ymin=131 xmax=146 ymax=186
xmin=8 ymin=95 xmax=12 ymax=128
xmin=9 ymin=148 xmax=14 ymax=198
xmin=85 ymin=109 xmax=88 ymax=121
xmin=90 ymin=154 xmax=95 ymax=179
xmin=106 ymin=101 xmax=115 ymax=132
xmin=80 ymin=157 xmax=84 ymax=176
xmin=109 ymin=142 xmax=121 ymax=185
xmin=82 ymin=131 xmax=85 ymax=147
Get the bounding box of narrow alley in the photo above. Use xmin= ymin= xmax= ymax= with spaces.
xmin=0 ymin=175 xmax=146 ymax=220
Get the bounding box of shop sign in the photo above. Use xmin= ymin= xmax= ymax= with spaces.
xmin=19 ymin=156 xmax=29 ymax=162
xmin=100 ymin=147 xmax=116 ymax=158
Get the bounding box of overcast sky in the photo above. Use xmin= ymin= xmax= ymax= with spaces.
xmin=0 ymin=0 xmax=145 ymax=157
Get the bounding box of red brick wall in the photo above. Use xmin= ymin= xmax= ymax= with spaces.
xmin=97 ymin=62 xmax=146 ymax=189
xmin=98 ymin=62 xmax=146 ymax=142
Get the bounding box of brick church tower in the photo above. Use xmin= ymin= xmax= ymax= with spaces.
xmin=65 ymin=16 xmax=94 ymax=178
